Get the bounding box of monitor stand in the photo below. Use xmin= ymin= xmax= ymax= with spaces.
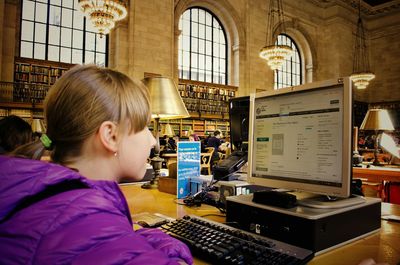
xmin=297 ymin=194 xmax=366 ymax=209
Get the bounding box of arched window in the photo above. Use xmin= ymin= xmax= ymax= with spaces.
xmin=20 ymin=0 xmax=107 ymax=66
xmin=274 ymin=34 xmax=301 ymax=89
xmin=178 ymin=7 xmax=227 ymax=84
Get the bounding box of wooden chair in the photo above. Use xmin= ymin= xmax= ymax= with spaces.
xmin=201 ymin=149 xmax=214 ymax=175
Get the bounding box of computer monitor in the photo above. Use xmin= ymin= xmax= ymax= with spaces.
xmin=229 ymin=96 xmax=250 ymax=151
xmin=248 ymin=78 xmax=363 ymax=208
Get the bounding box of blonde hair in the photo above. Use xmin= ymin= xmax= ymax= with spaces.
xmin=13 ymin=65 xmax=150 ymax=164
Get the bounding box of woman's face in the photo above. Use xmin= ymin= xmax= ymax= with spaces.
xmin=117 ymin=127 xmax=156 ymax=181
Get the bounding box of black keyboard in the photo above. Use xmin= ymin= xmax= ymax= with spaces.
xmin=161 ymin=215 xmax=314 ymax=265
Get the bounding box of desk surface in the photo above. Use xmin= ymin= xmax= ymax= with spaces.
xmin=120 ymin=184 xmax=400 ymax=265
xmin=353 ymin=166 xmax=400 ymax=182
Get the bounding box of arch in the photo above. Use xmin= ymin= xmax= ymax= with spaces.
xmin=273 ymin=20 xmax=316 ymax=84
xmin=174 ymin=0 xmax=245 ymax=86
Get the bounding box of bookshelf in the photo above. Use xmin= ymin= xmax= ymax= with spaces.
xmin=13 ymin=57 xmax=73 ymax=103
xmin=178 ymin=79 xmax=237 ymax=118
xmin=0 ymin=58 xmax=73 ymax=122
xmin=158 ymin=118 xmax=230 ymax=138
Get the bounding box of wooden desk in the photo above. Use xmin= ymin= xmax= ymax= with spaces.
xmin=353 ymin=167 xmax=400 ymax=182
xmin=120 ymin=184 xmax=400 ymax=265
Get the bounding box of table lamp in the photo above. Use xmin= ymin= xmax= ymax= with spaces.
xmin=360 ymin=109 xmax=394 ymax=166
xmin=161 ymin=123 xmax=175 ymax=137
xmin=141 ymin=77 xmax=189 ymax=189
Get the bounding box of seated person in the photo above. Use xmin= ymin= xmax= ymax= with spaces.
xmin=0 ymin=115 xmax=32 ymax=154
xmin=0 ymin=65 xmax=192 ymax=264
xmin=189 ymin=133 xmax=206 ymax=153
xmin=219 ymin=136 xmax=231 ymax=154
xmin=207 ymin=130 xmax=222 ymax=162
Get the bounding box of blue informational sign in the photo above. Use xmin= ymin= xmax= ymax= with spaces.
xmin=177 ymin=141 xmax=201 ymax=199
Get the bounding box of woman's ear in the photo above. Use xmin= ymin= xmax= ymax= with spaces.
xmin=98 ymin=121 xmax=119 ymax=153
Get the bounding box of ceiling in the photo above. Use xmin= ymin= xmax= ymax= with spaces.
xmin=363 ymin=0 xmax=394 ymax=6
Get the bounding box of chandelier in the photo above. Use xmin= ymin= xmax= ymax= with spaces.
xmin=259 ymin=0 xmax=293 ymax=70
xmin=350 ymin=0 xmax=375 ymax=89
xmin=78 ymin=0 xmax=128 ymax=37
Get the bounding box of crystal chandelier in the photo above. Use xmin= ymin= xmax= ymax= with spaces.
xmin=78 ymin=0 xmax=128 ymax=37
xmin=350 ymin=0 xmax=375 ymax=89
xmin=259 ymin=0 xmax=293 ymax=70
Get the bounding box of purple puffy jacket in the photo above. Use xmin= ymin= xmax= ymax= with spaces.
xmin=0 ymin=156 xmax=193 ymax=265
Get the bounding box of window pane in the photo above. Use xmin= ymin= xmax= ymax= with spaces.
xmin=52 ymin=0 xmax=61 ymax=5
xmin=183 ymin=35 xmax=190 ymax=51
xmin=21 ymin=21 xmax=34 ymax=41
xmin=34 ymin=43 xmax=45 ymax=59
xmin=96 ymin=53 xmax=106 ymax=66
xmin=73 ymin=9 xmax=84 ymax=29
xmin=72 ymin=49 xmax=83 ymax=64
xmin=205 ymin=56 xmax=211 ymax=71
xmin=60 ymin=47 xmax=71 ymax=63
xmin=199 ymin=9 xmax=205 ymax=24
xmin=199 ymin=25 xmax=205 ymax=39
xmin=191 ymin=54 xmax=198 ymax=68
xmin=35 ymin=23 xmax=46 ymax=43
xmin=206 ymin=26 xmax=212 ymax=40
xmin=191 ymin=9 xmax=198 ymax=22
xmin=22 ymin=0 xmax=34 ymax=20
xmin=48 ymin=45 xmax=60 ymax=61
xmin=191 ymin=37 xmax=198 ymax=53
xmin=205 ymin=41 xmax=212 ymax=55
xmin=85 ymin=32 xmax=95 ymax=51
xmin=63 ymin=0 xmax=73 ymax=8
xmin=199 ymin=39 xmax=205 ymax=54
xmin=85 ymin=51 xmax=95 ymax=63
xmin=182 ymin=20 xmax=190 ymax=35
xmin=20 ymin=41 xmax=33 ymax=58
xmin=62 ymin=8 xmax=73 ymax=27
xmin=61 ymin=28 xmax=72 ymax=47
xmin=205 ymin=13 xmax=212 ymax=26
xmin=73 ymin=30 xmax=83 ymax=48
xmin=96 ymin=35 xmax=106 ymax=53
xmin=49 ymin=5 xmax=61 ymax=25
xmin=35 ymin=3 xmax=48 ymax=23
xmin=48 ymin=25 xmax=60 ymax=45
xmin=192 ymin=22 xmax=198 ymax=37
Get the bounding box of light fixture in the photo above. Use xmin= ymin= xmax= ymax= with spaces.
xmin=360 ymin=109 xmax=394 ymax=166
xmin=31 ymin=119 xmax=45 ymax=134
xmin=350 ymin=0 xmax=375 ymax=89
xmin=259 ymin=0 xmax=294 ymax=70
xmin=141 ymin=77 xmax=189 ymax=189
xmin=78 ymin=0 xmax=128 ymax=37
xmin=161 ymin=123 xmax=175 ymax=137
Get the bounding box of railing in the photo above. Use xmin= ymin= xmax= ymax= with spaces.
xmin=0 ymin=81 xmax=50 ymax=104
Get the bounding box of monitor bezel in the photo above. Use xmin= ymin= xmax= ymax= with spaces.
xmin=248 ymin=78 xmax=352 ymax=198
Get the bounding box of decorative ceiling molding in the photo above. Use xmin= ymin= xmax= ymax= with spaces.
xmin=337 ymin=0 xmax=400 ymax=16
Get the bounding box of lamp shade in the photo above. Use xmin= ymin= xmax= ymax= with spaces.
xmin=31 ymin=119 xmax=46 ymax=133
xmin=360 ymin=109 xmax=394 ymax=131
xmin=143 ymin=77 xmax=189 ymax=119
xmin=162 ymin=123 xmax=175 ymax=137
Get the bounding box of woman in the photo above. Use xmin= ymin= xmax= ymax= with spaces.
xmin=0 ymin=65 xmax=192 ymax=264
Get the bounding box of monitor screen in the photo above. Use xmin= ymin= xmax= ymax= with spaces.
xmin=229 ymin=96 xmax=250 ymax=151
xmin=248 ymin=78 xmax=353 ymax=199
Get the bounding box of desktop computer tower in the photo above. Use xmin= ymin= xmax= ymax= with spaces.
xmin=226 ymin=194 xmax=381 ymax=254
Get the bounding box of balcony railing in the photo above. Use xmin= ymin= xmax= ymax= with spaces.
xmin=0 ymin=82 xmax=50 ymax=104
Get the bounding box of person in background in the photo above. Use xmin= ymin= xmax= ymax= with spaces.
xmin=0 ymin=115 xmax=32 ymax=154
xmin=189 ymin=133 xmax=206 ymax=153
xmin=219 ymin=135 xmax=231 ymax=154
xmin=207 ymin=130 xmax=222 ymax=162
xmin=0 ymin=65 xmax=192 ymax=265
